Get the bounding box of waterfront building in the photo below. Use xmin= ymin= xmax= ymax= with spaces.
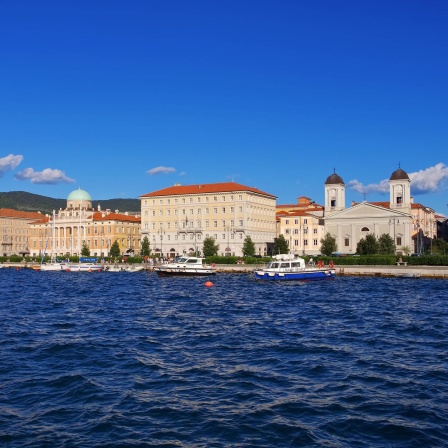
xmin=28 ymin=188 xmax=141 ymax=258
xmin=1 ymin=208 xmax=44 ymax=257
xmin=139 ymin=182 xmax=277 ymax=258
xmin=277 ymin=210 xmax=325 ymax=256
xmin=323 ymin=167 xmax=436 ymax=255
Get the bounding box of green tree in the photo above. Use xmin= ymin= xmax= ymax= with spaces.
xmin=81 ymin=241 xmax=90 ymax=256
xmin=357 ymin=233 xmax=379 ymax=255
xmin=320 ymin=232 xmax=337 ymax=256
xmin=141 ymin=236 xmax=150 ymax=257
xmin=242 ymin=235 xmax=256 ymax=257
xmin=274 ymin=234 xmax=289 ymax=254
xmin=432 ymin=238 xmax=448 ymax=255
xmin=109 ymin=240 xmax=121 ymax=257
xmin=203 ymin=236 xmax=219 ymax=257
xmin=378 ymin=233 xmax=396 ymax=254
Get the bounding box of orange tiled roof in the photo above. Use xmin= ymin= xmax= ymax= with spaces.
xmin=139 ymin=182 xmax=276 ymax=199
xmin=276 ymin=210 xmax=320 ymax=218
xmin=91 ymin=212 xmax=141 ymax=223
xmin=0 ymin=208 xmax=45 ymax=219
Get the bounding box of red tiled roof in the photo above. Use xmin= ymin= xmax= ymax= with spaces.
xmin=91 ymin=212 xmax=140 ymax=223
xmin=276 ymin=210 xmax=320 ymax=218
xmin=139 ymin=182 xmax=276 ymax=199
xmin=0 ymin=208 xmax=45 ymax=219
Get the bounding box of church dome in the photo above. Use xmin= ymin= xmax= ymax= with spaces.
xmin=67 ymin=188 xmax=92 ymax=202
xmin=325 ymin=172 xmax=344 ymax=185
xmin=390 ymin=167 xmax=410 ymax=181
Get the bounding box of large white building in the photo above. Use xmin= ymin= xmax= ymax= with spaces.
xmin=139 ymin=182 xmax=277 ymax=258
xmin=324 ymin=167 xmax=426 ymax=254
xmin=29 ymin=188 xmax=141 ymax=258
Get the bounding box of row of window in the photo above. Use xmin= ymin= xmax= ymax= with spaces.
xmin=144 ymin=194 xmax=259 ymax=206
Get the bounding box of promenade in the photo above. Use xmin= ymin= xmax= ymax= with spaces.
xmin=2 ymin=262 xmax=448 ymax=279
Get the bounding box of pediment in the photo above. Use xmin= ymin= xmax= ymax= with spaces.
xmin=326 ymin=202 xmax=410 ymax=221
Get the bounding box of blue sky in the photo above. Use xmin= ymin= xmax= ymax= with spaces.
xmin=1 ymin=0 xmax=447 ymax=214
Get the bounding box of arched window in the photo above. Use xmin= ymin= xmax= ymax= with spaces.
xmin=361 ymin=227 xmax=369 ymax=231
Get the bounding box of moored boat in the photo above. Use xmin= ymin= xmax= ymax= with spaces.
xmin=68 ymin=258 xmax=103 ymax=272
xmin=254 ymin=254 xmax=335 ymax=281
xmin=153 ymin=256 xmax=216 ymax=276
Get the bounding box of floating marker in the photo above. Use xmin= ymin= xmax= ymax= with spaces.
xmin=205 ymin=281 xmax=214 ymax=287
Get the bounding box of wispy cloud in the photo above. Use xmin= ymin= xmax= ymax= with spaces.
xmin=347 ymin=163 xmax=448 ymax=196
xmin=347 ymin=178 xmax=389 ymax=195
xmin=0 ymin=154 xmax=23 ymax=176
xmin=15 ymin=168 xmax=75 ymax=184
xmin=147 ymin=166 xmax=176 ymax=175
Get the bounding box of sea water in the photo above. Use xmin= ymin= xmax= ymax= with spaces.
xmin=0 ymin=269 xmax=447 ymax=447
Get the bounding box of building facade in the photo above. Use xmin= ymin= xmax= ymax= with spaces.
xmin=323 ymin=167 xmax=433 ymax=255
xmin=277 ymin=210 xmax=325 ymax=255
xmin=28 ymin=188 xmax=141 ymax=258
xmin=1 ymin=208 xmax=44 ymax=257
xmin=139 ymin=182 xmax=277 ymax=258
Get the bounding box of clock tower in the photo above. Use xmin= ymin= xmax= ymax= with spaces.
xmin=324 ymin=170 xmax=345 ymax=212
xmin=389 ymin=167 xmax=411 ymax=214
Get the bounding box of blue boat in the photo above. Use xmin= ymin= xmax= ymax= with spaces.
xmin=253 ymin=254 xmax=335 ymax=281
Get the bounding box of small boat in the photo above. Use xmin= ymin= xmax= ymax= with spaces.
xmin=104 ymin=264 xmax=144 ymax=272
xmin=39 ymin=261 xmax=70 ymax=272
xmin=68 ymin=258 xmax=103 ymax=272
xmin=254 ymin=254 xmax=336 ymax=281
xmin=153 ymin=257 xmax=216 ymax=276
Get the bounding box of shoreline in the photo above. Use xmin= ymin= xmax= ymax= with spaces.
xmin=3 ymin=262 xmax=448 ymax=279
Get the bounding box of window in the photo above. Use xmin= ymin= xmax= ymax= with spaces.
xmin=214 ymin=197 xmax=217 ymax=202
xmin=397 ymin=237 xmax=402 ymax=245
xmin=213 ymin=221 xmax=218 ymax=228
xmin=331 ymin=199 xmax=336 ymax=207
xmin=304 ymin=219 xmax=307 ymax=224
xmin=304 ymin=239 xmax=308 ymax=246
xmin=213 ymin=208 xmax=217 ymax=214
xmin=313 ymin=239 xmax=318 ymax=246
xmin=222 ymin=207 xmax=226 ymax=213
xmin=239 ymin=219 xmax=243 ymax=227
xmin=285 ymin=219 xmax=289 ymax=224
xmin=361 ymin=227 xmax=369 ymax=231
xmin=345 ymin=238 xmax=349 ymax=246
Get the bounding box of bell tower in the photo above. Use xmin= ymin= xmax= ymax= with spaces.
xmin=324 ymin=170 xmax=345 ymax=212
xmin=389 ymin=166 xmax=411 ymax=214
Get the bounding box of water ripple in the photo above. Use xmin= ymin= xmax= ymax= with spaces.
xmin=0 ymin=270 xmax=447 ymax=447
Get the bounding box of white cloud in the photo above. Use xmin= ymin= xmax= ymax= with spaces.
xmin=409 ymin=163 xmax=448 ymax=194
xmin=347 ymin=178 xmax=389 ymax=195
xmin=147 ymin=166 xmax=176 ymax=175
xmin=15 ymin=167 xmax=75 ymax=184
xmin=0 ymin=154 xmax=23 ymax=176
xmin=347 ymin=163 xmax=448 ymax=196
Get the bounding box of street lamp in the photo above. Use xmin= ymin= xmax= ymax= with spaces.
xmin=158 ymin=230 xmax=165 ymax=259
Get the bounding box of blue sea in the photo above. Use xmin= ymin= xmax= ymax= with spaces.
xmin=0 ymin=269 xmax=447 ymax=447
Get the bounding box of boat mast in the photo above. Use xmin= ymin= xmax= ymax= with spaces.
xmin=52 ymin=210 xmax=56 ymax=261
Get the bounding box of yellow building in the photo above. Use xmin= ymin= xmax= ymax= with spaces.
xmin=1 ymin=208 xmax=44 ymax=257
xmin=277 ymin=210 xmax=325 ymax=256
xmin=28 ymin=188 xmax=141 ymax=258
xmin=139 ymin=182 xmax=277 ymax=258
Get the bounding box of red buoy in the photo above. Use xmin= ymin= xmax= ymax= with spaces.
xmin=205 ymin=281 xmax=214 ymax=287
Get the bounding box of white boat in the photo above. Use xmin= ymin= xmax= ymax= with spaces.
xmin=39 ymin=261 xmax=70 ymax=271
xmin=254 ymin=254 xmax=336 ymax=281
xmin=153 ymin=257 xmax=216 ymax=276
xmin=39 ymin=211 xmax=69 ymax=271
xmin=68 ymin=261 xmax=103 ymax=272
xmin=104 ymin=264 xmax=144 ymax=272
